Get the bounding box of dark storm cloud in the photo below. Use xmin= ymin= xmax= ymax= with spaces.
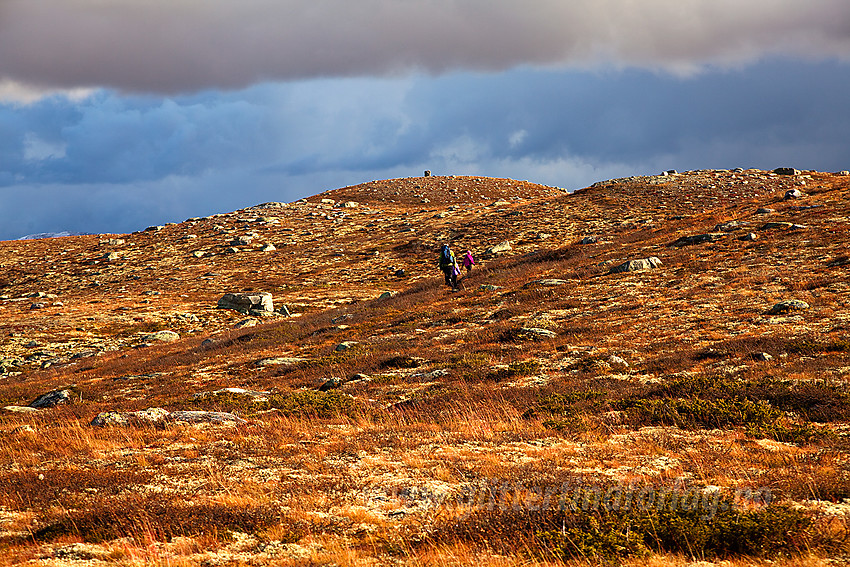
xmin=1 ymin=59 xmax=848 ymax=240
xmin=1 ymin=0 xmax=849 ymax=93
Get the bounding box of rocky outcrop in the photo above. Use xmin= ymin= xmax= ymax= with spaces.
xmin=143 ymin=330 xmax=180 ymax=343
xmin=217 ymin=292 xmax=274 ymax=315
xmin=169 ymin=410 xmax=246 ymax=425
xmin=30 ymin=389 xmax=72 ymax=408
xmin=90 ymin=407 xmax=241 ymax=427
xmin=91 ymin=407 xmax=170 ymax=427
xmin=767 ymin=300 xmax=809 ymax=314
xmin=671 ymin=233 xmax=726 ymax=247
xmin=485 ymin=241 xmax=512 ymax=255
xmin=609 ymin=257 xmax=662 ymax=274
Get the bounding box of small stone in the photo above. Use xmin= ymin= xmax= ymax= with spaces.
xmin=671 ymin=233 xmax=726 ymax=247
xmin=194 ymin=388 xmax=269 ymax=401
xmin=168 ymin=410 xmax=246 ymax=425
xmin=234 ymin=318 xmax=258 ymax=329
xmin=519 ymin=327 xmax=558 ymax=339
xmin=279 ymin=305 xmax=292 ymax=317
xmin=231 ymin=235 xmax=253 ymax=246
xmin=3 ymin=405 xmax=40 ymax=414
xmin=754 ymin=352 xmax=774 ymax=362
xmin=377 ymin=291 xmax=394 ymax=301
xmin=256 ymin=356 xmax=307 ymax=367
xmin=90 ymin=411 xmax=129 ymax=427
xmin=755 ymin=208 xmax=775 ymax=214
xmin=261 ymin=243 xmax=276 ymax=252
xmin=760 ymin=222 xmax=794 ymax=230
xmin=335 ymin=341 xmax=359 ymax=352
xmin=739 ymin=232 xmax=758 ymax=241
xmin=318 ymin=377 xmax=342 ymax=392
xmin=767 ymin=300 xmax=809 ymax=315
xmin=773 ymin=167 xmax=800 ymax=175
xmin=579 ymin=236 xmax=599 ymax=244
xmin=486 ymin=241 xmax=513 ymax=255
xmin=29 ymin=389 xmax=72 ymax=408
xmin=528 ymin=279 xmax=569 ymax=287
xmin=714 ymin=221 xmax=747 ymax=232
xmin=784 ymin=189 xmax=804 ymax=199
xmin=144 ymin=330 xmax=180 ymax=343
xmin=479 ymin=284 xmax=501 ymax=292
xmin=609 ymin=257 xmax=662 ymax=274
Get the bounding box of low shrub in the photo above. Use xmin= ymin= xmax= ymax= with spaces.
xmin=486 ymin=360 xmax=541 ymax=381
xmin=614 ymin=397 xmax=783 ymax=430
xmin=431 ymin=499 xmax=812 ymax=561
xmin=523 ymin=391 xmax=606 ymax=419
xmin=267 ymin=390 xmax=358 ymax=418
xmin=647 ymin=375 xmax=850 ymax=422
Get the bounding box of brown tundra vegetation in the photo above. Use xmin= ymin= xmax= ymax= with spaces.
xmin=1 ymin=169 xmax=850 ymax=566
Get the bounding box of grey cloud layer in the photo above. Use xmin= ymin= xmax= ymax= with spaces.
xmin=2 ymin=60 xmax=848 ymax=240
xmin=2 ymin=0 xmax=849 ymax=92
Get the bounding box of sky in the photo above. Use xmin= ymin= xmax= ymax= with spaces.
xmin=1 ymin=0 xmax=849 ymax=240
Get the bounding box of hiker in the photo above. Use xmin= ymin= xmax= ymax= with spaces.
xmin=438 ymin=244 xmax=459 ymax=289
xmin=461 ymin=250 xmax=475 ymax=275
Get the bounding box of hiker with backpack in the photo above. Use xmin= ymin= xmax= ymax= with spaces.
xmin=438 ymin=244 xmax=459 ymax=290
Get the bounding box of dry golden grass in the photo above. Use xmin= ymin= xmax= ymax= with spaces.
xmin=2 ymin=171 xmax=850 ymax=564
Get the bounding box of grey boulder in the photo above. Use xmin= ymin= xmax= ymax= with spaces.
xmin=217 ymin=292 xmax=274 ymax=314
xmin=609 ymin=257 xmax=662 ymax=274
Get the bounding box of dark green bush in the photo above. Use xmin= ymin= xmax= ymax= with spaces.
xmin=267 ymin=389 xmax=357 ymax=418
xmin=614 ymin=397 xmax=783 ymax=430
xmin=431 ymin=500 xmax=811 ymax=561
xmin=487 ymin=360 xmax=541 ymax=381
xmin=523 ymin=391 xmax=606 ymax=419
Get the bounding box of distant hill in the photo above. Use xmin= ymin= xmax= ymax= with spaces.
xmin=17 ymin=231 xmax=93 ymax=240
xmin=1 ymin=170 xmax=849 ymax=564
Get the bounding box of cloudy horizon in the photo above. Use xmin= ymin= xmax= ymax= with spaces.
xmin=2 ymin=1 xmax=849 ymax=240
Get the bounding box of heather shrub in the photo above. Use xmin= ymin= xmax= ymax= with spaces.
xmin=432 ymin=499 xmax=812 ymax=560
xmin=267 ymin=390 xmax=358 ymax=418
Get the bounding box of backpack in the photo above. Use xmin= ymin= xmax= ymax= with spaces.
xmin=439 ymin=245 xmax=454 ymax=267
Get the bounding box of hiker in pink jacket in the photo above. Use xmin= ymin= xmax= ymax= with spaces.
xmin=460 ymin=250 xmax=475 ymax=275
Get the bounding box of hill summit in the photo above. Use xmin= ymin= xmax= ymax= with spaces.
xmin=1 ymin=169 xmax=850 ymax=565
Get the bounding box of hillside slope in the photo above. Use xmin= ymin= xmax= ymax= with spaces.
xmin=1 ymin=169 xmax=849 ymax=565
